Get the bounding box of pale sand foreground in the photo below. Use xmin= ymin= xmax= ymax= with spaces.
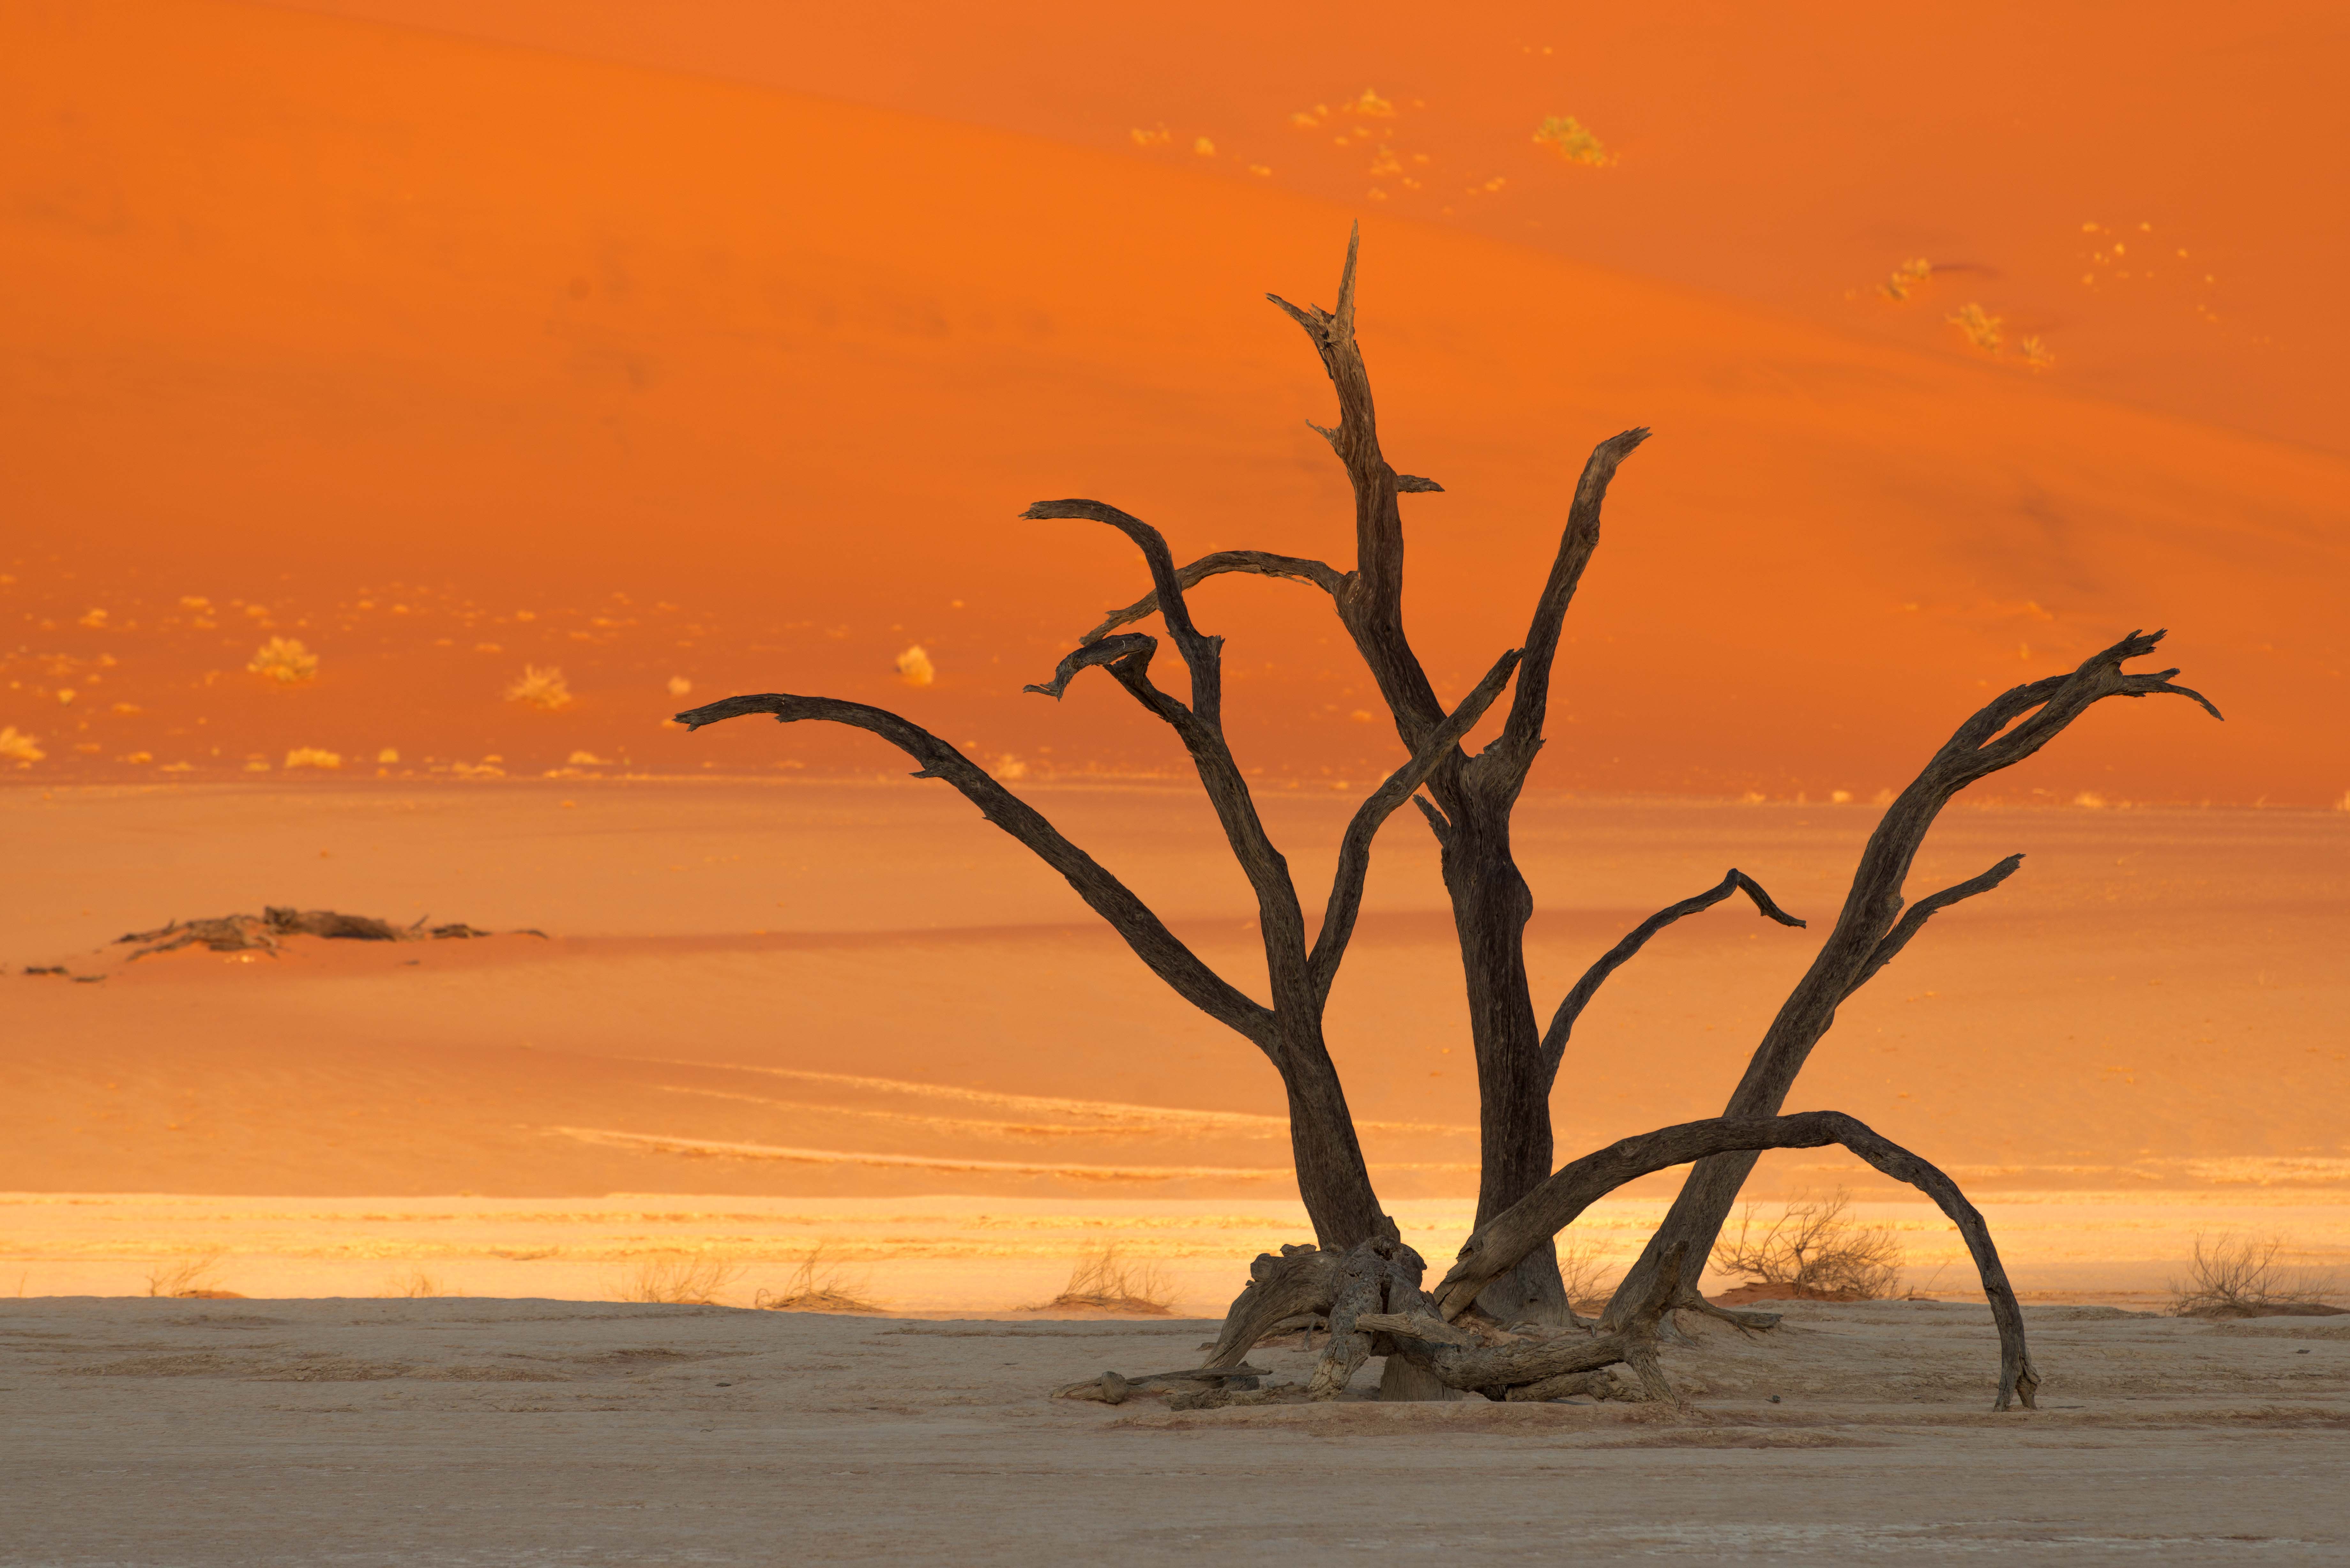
xmin=4 ymin=1297 xmax=2346 ymax=1565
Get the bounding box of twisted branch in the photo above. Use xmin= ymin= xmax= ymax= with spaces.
xmin=1540 ymin=870 xmax=1805 ymax=1082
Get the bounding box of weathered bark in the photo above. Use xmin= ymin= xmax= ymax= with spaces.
xmin=1602 ymin=630 xmax=2221 ymax=1327
xmin=1203 ymin=1244 xmax=1343 ymax=1368
xmin=1438 ymin=1110 xmax=2041 ymax=1410
xmin=1267 ymin=227 xmax=1669 ymax=1315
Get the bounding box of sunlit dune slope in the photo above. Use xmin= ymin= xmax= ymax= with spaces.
xmin=2 ymin=0 xmax=2344 ymax=801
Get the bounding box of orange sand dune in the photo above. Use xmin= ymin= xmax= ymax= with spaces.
xmin=3 ymin=0 xmax=2345 ymax=805
xmin=291 ymin=0 xmax=2350 ymax=456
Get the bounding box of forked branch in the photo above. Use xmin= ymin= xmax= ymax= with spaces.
xmin=674 ymin=693 xmax=1276 ymax=1050
xmin=1539 ymin=869 xmax=1805 ymax=1081
xmin=1432 ymin=1109 xmax=2040 ymax=1410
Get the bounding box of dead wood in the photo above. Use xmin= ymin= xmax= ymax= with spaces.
xmin=1434 ymin=1110 xmax=2041 ymax=1410
xmin=1605 ymin=629 xmax=2220 ymax=1331
xmin=1052 ymin=1364 xmax=1269 ymax=1404
xmin=1203 ymin=1244 xmax=1343 ymax=1368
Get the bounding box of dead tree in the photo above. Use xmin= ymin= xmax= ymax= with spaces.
xmin=681 ymin=230 xmax=2218 ymax=1408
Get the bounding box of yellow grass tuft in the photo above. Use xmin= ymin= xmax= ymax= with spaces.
xmin=284 ymin=747 xmax=342 ymax=770
xmin=608 ymin=1253 xmax=740 ymax=1305
xmin=0 ymin=726 xmax=43 ymax=764
xmin=1029 ymin=1247 xmax=1175 ymax=1315
xmin=247 ymin=637 xmax=319 ymax=685
xmin=754 ymin=1244 xmax=885 ymax=1314
xmin=505 ymin=665 xmax=573 ymax=711
xmin=894 ymin=644 xmax=936 ymax=687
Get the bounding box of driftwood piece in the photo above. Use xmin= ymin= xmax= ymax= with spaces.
xmin=1433 ymin=1111 xmax=2041 ymax=1410
xmin=1051 ymin=1364 xmax=1269 ymax=1405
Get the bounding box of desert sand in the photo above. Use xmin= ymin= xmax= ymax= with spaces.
xmin=6 ymin=2 xmax=2347 ymax=1558
xmin=5 ymin=1296 xmax=2346 ymax=1564
xmin=6 ymin=781 xmax=2345 ymax=1308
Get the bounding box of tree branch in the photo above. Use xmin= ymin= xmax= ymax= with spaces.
xmin=1022 ymin=633 xmax=1162 ymax=703
xmin=1020 ymin=499 xmax=1225 ymax=729
xmin=1600 ymin=629 xmax=2221 ymax=1328
xmin=1539 ymin=869 xmax=1805 ymax=1082
xmin=1309 ymin=649 xmax=1523 ymax=1004
xmin=1079 ymin=550 xmax=1348 ymax=646
xmin=1843 ymin=853 xmax=2023 ymax=1001
xmin=1493 ymin=428 xmax=1651 ymax=775
xmin=1431 ymin=1109 xmax=2040 ymax=1410
xmin=1268 ymin=223 xmax=1449 ymax=748
xmin=674 ymin=693 xmax=1277 ymax=1051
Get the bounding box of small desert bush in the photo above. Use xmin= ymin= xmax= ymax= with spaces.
xmin=609 ymin=1252 xmax=739 ymax=1305
xmin=0 ymin=726 xmax=43 ymax=764
xmin=754 ymin=1244 xmax=884 ymax=1314
xmin=1029 ymin=1247 xmax=1175 ymax=1315
xmin=1947 ymin=302 xmax=2004 ymax=353
xmin=284 ymin=747 xmax=342 ymax=770
xmin=505 ymin=664 xmax=573 ymax=711
xmin=1712 ymin=1188 xmax=1902 ymax=1300
xmin=248 ymin=637 xmax=319 ymax=684
xmin=1881 ymin=256 xmax=1934 ymax=301
xmin=1558 ymin=1240 xmax=1620 ymax=1313
xmin=2169 ymin=1232 xmax=2337 ymax=1318
xmin=1533 ymin=114 xmax=1614 ymax=167
xmin=144 ymin=1248 xmax=231 ymax=1298
xmin=894 ymin=644 xmax=936 ymax=687
xmin=378 ymin=1268 xmax=454 ymax=1298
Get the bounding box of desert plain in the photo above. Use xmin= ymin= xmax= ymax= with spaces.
xmin=6 ymin=0 xmax=2350 ymax=1561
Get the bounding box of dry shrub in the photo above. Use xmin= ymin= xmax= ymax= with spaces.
xmin=505 ymin=665 xmax=573 ymax=710
xmin=1030 ymin=1247 xmax=1174 ymax=1315
xmin=379 ymin=1267 xmax=453 ymax=1298
xmin=1711 ymin=1188 xmax=1902 ymax=1300
xmin=754 ymin=1244 xmax=884 ymax=1314
xmin=284 ymin=747 xmax=342 ymax=771
xmin=247 ymin=637 xmax=319 ymax=684
xmin=0 ymin=725 xmax=44 ymax=765
xmin=1558 ymin=1240 xmax=1620 ymax=1313
xmin=2169 ymin=1233 xmax=2339 ymax=1318
xmin=144 ymin=1248 xmax=234 ymax=1299
xmin=609 ymin=1253 xmax=739 ymax=1305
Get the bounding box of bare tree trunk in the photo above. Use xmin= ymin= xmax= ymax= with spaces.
xmin=1278 ymin=1024 xmax=1386 ymax=1251
xmin=1439 ymin=794 xmax=1566 ymax=1319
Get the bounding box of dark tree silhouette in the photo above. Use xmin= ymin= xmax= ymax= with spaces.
xmin=680 ymin=230 xmax=2218 ymax=1408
